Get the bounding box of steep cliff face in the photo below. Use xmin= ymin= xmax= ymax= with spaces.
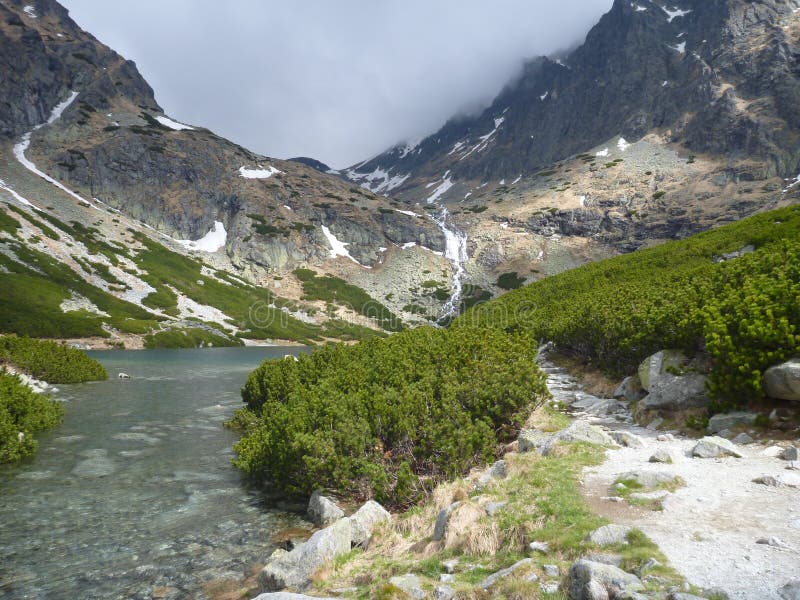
xmin=347 ymin=0 xmax=800 ymax=205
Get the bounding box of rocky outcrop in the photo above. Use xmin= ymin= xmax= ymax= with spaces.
xmin=763 ymin=359 xmax=800 ymax=401
xmin=638 ymin=351 xmax=709 ymax=410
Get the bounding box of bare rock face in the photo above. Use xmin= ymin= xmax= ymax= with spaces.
xmin=763 ymin=359 xmax=800 ymax=402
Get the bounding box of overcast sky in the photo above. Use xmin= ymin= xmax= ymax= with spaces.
xmin=61 ymin=0 xmax=612 ymax=169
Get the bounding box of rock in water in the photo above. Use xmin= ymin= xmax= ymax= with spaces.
xmin=568 ymin=559 xmax=644 ymax=599
xmin=260 ymin=518 xmax=352 ymax=591
xmin=349 ymin=500 xmax=390 ymax=547
xmin=307 ymin=490 xmax=344 ymax=527
xmin=763 ymin=359 xmax=800 ymax=401
xmin=691 ymin=436 xmax=743 ymax=458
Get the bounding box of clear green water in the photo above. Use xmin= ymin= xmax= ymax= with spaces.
xmin=0 ymin=347 xmax=309 ymax=600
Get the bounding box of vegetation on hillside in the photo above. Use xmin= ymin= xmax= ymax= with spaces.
xmin=0 ymin=371 xmax=64 ymax=463
xmin=293 ymin=268 xmax=403 ymax=332
xmin=231 ymin=326 xmax=547 ymax=506
xmin=0 ymin=335 xmax=107 ymax=383
xmin=233 ymin=205 xmax=800 ymax=505
xmin=465 ymin=205 xmax=800 ymax=410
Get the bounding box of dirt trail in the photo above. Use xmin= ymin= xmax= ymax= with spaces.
xmin=540 ymin=359 xmax=800 ymax=600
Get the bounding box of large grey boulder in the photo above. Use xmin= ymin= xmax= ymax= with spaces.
xmin=638 ymin=350 xmax=709 ymax=410
xmin=567 ymin=559 xmax=644 ymax=599
xmin=307 ymin=490 xmax=344 ymax=527
xmin=613 ymin=375 xmax=646 ymax=402
xmin=260 ymin=518 xmax=352 ymax=591
xmin=638 ymin=350 xmax=687 ymax=391
xmin=691 ymin=436 xmax=743 ymax=458
xmin=518 ymin=428 xmax=552 ymax=453
xmin=586 ymin=524 xmax=632 ymax=546
xmin=763 ymin=359 xmax=800 ymax=401
xmin=707 ymin=411 xmax=758 ymax=434
xmin=350 ymin=500 xmax=391 ymax=547
xmin=479 ymin=558 xmax=533 ymax=589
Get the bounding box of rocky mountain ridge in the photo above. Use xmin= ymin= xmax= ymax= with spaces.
xmin=345 ymin=0 xmax=800 ymax=294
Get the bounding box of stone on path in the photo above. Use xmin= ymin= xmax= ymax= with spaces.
xmin=612 ymin=430 xmax=645 ymax=448
xmin=779 ymin=579 xmax=800 ymax=600
xmin=649 ymin=449 xmax=674 ymax=464
xmin=732 ymin=432 xmax=754 ymax=445
xmin=691 ymin=436 xmax=743 ymax=458
xmin=619 ymin=470 xmax=679 ymax=488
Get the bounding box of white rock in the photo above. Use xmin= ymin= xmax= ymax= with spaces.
xmin=586 ymin=524 xmax=632 ymax=546
xmin=691 ymin=436 xmax=743 ymax=458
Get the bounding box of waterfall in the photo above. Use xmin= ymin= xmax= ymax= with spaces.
xmin=432 ymin=206 xmax=468 ymax=319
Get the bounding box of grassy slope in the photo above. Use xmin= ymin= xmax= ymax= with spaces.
xmin=0 ymin=201 xmax=394 ymax=345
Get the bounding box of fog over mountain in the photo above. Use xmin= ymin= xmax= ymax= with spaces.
xmin=60 ymin=0 xmax=612 ymax=167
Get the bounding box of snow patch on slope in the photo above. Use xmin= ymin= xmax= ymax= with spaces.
xmin=426 ymin=176 xmax=454 ymax=204
xmin=154 ymin=115 xmax=194 ymax=131
xmin=321 ymin=225 xmax=369 ymax=268
xmin=239 ymin=165 xmax=281 ymax=179
xmin=661 ymin=5 xmax=692 ymax=22
xmin=176 ymin=221 xmax=227 ymax=253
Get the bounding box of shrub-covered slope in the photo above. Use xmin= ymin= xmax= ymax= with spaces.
xmin=0 ymin=371 xmax=64 ymax=463
xmin=464 ymin=205 xmax=800 ymax=410
xmin=231 ymin=326 xmax=547 ymax=506
xmin=233 ymin=205 xmax=800 ymax=502
xmin=0 ymin=335 xmax=107 ymax=383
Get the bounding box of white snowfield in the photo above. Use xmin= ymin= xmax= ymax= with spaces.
xmin=321 ymin=225 xmax=369 ymax=268
xmin=154 ymin=115 xmax=194 ymax=131
xmin=177 ymin=221 xmax=227 ymax=253
xmin=661 ymin=5 xmax=692 ymax=22
xmin=239 ymin=165 xmax=282 ymax=179
xmin=617 ymin=137 xmax=630 ymax=151
xmin=426 ymin=175 xmax=454 ymax=204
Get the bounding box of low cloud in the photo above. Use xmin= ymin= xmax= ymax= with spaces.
xmin=62 ymin=0 xmax=612 ymax=168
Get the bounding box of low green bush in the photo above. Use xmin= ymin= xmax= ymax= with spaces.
xmin=231 ymin=326 xmax=547 ymax=506
xmin=0 ymin=371 xmax=64 ymax=463
xmin=0 ymin=335 xmax=107 ymax=383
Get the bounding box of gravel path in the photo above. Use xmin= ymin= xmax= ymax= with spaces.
xmin=540 ymin=359 xmax=800 ymax=600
